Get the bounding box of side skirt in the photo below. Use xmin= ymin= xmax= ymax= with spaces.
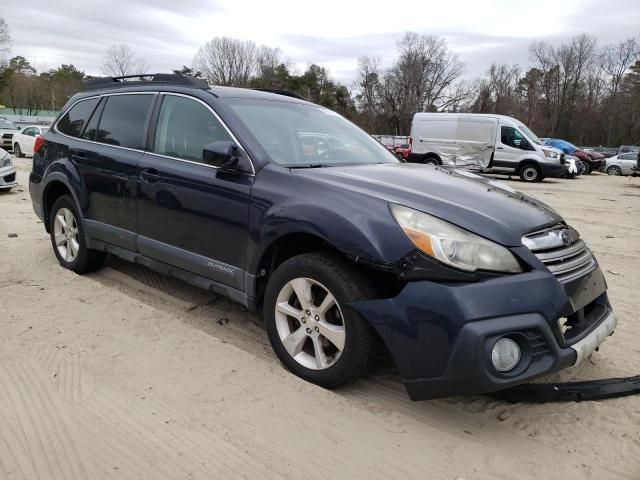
xmin=86 ymin=238 xmax=256 ymax=311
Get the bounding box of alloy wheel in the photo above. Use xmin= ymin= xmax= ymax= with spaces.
xmin=523 ymin=167 xmax=538 ymax=181
xmin=607 ymin=166 xmax=621 ymax=176
xmin=53 ymin=207 xmax=80 ymax=262
xmin=274 ymin=277 xmax=346 ymax=370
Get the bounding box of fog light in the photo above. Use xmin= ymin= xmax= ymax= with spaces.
xmin=491 ymin=337 xmax=521 ymax=372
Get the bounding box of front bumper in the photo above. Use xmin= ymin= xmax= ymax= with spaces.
xmin=349 ymin=266 xmax=613 ymax=400
xmin=0 ymin=138 xmax=13 ymax=150
xmin=0 ymin=164 xmax=17 ymax=189
xmin=540 ymin=162 xmax=567 ymax=178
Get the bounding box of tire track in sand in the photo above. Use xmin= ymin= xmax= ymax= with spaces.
xmin=0 ymin=361 xmax=93 ymax=480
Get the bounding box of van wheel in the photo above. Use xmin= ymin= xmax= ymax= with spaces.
xmin=519 ymin=164 xmax=541 ymax=182
xmin=264 ymin=253 xmax=379 ymax=389
xmin=49 ymin=195 xmax=106 ymax=274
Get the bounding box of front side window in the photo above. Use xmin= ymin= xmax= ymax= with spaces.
xmin=224 ymin=98 xmax=398 ymax=166
xmin=501 ymin=126 xmax=530 ymax=150
xmin=153 ymin=95 xmax=232 ymax=163
xmin=96 ymin=94 xmax=153 ymax=149
xmin=57 ymin=98 xmax=100 ymax=138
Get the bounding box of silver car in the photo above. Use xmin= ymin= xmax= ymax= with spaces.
xmin=606 ymin=153 xmax=639 ymax=176
xmin=0 ymin=147 xmax=17 ymax=190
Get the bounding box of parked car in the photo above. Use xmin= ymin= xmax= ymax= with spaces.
xmin=606 ymin=153 xmax=640 ymax=175
xmin=542 ymin=139 xmax=604 ymax=174
xmin=30 ymin=74 xmax=617 ymax=400
xmin=393 ymin=143 xmax=411 ymax=160
xmin=409 ymin=113 xmax=567 ymax=182
xmin=583 ymin=146 xmax=617 ymax=158
xmin=12 ymin=125 xmax=49 ymax=157
xmin=0 ymin=147 xmax=17 ymax=190
xmin=618 ymin=145 xmax=639 ymax=155
xmin=0 ymin=119 xmax=21 ymax=151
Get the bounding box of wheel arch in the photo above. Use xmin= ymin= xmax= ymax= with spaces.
xmin=41 ymin=175 xmax=82 ymax=233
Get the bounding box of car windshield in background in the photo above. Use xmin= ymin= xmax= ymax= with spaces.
xmin=224 ymin=98 xmax=399 ymax=167
xmin=0 ymin=120 xmax=19 ymax=130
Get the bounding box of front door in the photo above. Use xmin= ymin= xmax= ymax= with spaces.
xmin=493 ymin=125 xmax=531 ymax=171
xmin=136 ymin=93 xmax=253 ymax=289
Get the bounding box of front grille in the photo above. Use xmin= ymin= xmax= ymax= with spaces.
xmin=523 ymin=225 xmax=596 ymax=283
xmin=2 ymin=133 xmax=13 ymax=139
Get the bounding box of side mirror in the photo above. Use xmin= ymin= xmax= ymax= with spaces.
xmin=519 ymin=138 xmax=530 ymax=150
xmin=203 ymin=141 xmax=241 ymax=172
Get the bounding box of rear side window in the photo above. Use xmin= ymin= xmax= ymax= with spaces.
xmin=152 ymin=95 xmax=231 ymax=163
xmin=96 ymin=94 xmax=153 ymax=149
xmin=57 ymin=98 xmax=100 ymax=138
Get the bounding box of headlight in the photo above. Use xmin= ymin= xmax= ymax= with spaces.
xmin=0 ymin=154 xmax=12 ymax=168
xmin=390 ymin=204 xmax=522 ymax=273
xmin=542 ymin=149 xmax=558 ymax=159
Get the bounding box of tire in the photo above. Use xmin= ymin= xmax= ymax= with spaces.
xmin=264 ymin=252 xmax=379 ymax=389
xmin=49 ymin=195 xmax=106 ymax=274
xmin=606 ymin=165 xmax=622 ymax=176
xmin=422 ymin=156 xmax=439 ymax=166
xmin=519 ymin=164 xmax=541 ymax=182
xmin=13 ymin=143 xmax=23 ymax=158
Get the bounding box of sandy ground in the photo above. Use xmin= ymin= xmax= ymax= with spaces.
xmin=1 ymin=158 xmax=639 ymax=480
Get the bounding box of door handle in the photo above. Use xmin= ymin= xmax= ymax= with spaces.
xmin=140 ymin=168 xmax=161 ymax=184
xmin=496 ymin=147 xmax=504 ymax=150
xmin=70 ymin=150 xmax=86 ymax=159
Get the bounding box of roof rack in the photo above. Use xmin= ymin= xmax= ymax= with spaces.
xmin=82 ymin=74 xmax=209 ymax=91
xmin=253 ymin=88 xmax=307 ymax=101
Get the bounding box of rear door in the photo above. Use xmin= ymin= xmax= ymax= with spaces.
xmin=620 ymin=153 xmax=637 ymax=174
xmin=19 ymin=127 xmax=38 ymax=154
xmin=136 ymin=93 xmax=253 ymax=289
xmin=76 ymin=93 xmax=155 ymax=250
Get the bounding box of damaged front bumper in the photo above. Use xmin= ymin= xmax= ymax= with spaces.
xmin=348 ymin=266 xmax=614 ymax=400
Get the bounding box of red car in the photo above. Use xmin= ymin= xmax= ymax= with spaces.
xmin=393 ymin=143 xmax=412 ymax=160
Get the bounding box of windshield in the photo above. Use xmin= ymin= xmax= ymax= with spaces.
xmin=0 ymin=120 xmax=19 ymax=130
xmin=516 ymin=123 xmax=543 ymax=145
xmin=224 ymin=98 xmax=399 ymax=167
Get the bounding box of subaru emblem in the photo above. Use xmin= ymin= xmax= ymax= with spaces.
xmin=560 ymin=230 xmax=571 ymax=246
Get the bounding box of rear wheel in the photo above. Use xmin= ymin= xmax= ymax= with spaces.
xmin=13 ymin=143 xmax=23 ymax=158
xmin=264 ymin=253 xmax=379 ymax=389
xmin=606 ymin=165 xmax=622 ymax=176
xmin=422 ymin=156 xmax=439 ymax=166
xmin=519 ymin=164 xmax=541 ymax=182
xmin=49 ymin=195 xmax=106 ymax=274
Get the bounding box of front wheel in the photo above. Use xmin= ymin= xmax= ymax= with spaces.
xmin=519 ymin=164 xmax=542 ymax=182
xmin=13 ymin=143 xmax=23 ymax=158
xmin=606 ymin=165 xmax=622 ymax=176
xmin=264 ymin=253 xmax=379 ymax=389
xmin=49 ymin=195 xmax=106 ymax=274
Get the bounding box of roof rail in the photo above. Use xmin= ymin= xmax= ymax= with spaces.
xmin=253 ymin=88 xmax=307 ymax=101
xmin=82 ymin=74 xmax=209 ymax=91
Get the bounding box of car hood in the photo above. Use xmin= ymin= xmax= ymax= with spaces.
xmin=292 ymin=163 xmax=563 ymax=247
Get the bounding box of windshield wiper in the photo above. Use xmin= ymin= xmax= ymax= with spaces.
xmin=288 ymin=163 xmax=332 ymax=169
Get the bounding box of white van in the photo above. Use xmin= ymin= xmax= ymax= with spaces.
xmin=409 ymin=113 xmax=568 ymax=182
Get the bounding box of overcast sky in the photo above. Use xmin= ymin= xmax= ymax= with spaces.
xmin=3 ymin=0 xmax=640 ymax=83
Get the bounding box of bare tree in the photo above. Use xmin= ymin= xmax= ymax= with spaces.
xmin=101 ymin=44 xmax=149 ymax=77
xmin=0 ymin=18 xmax=10 ymax=55
xmin=193 ymin=37 xmax=258 ymax=86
